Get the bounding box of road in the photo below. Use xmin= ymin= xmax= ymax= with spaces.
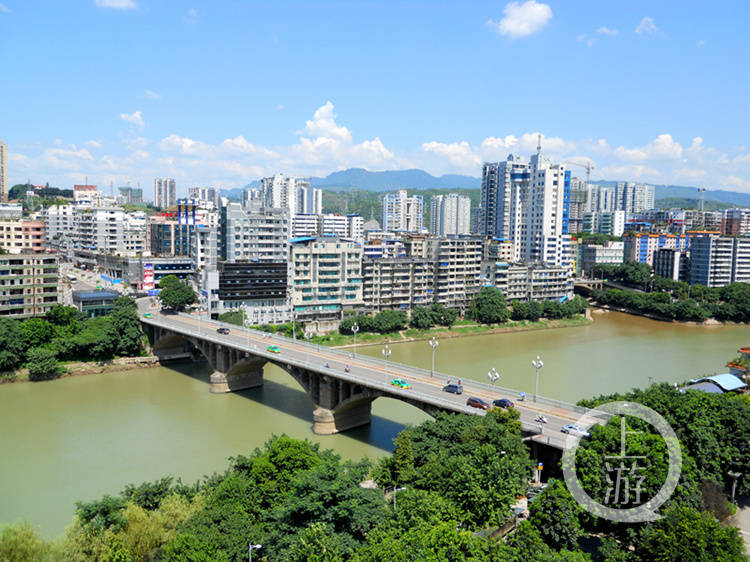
xmin=140 ymin=300 xmax=605 ymax=450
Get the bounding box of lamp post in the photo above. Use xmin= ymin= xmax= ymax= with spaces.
xmin=428 ymin=337 xmax=439 ymax=377
xmin=488 ymin=367 xmax=499 ymax=392
xmin=248 ymin=542 xmax=262 ymax=562
xmin=304 ymin=331 xmax=313 ymax=364
xmin=292 ymin=311 xmax=297 ymax=344
xmin=393 ymin=486 xmax=406 ymax=511
xmin=531 ymin=355 xmax=544 ymax=403
xmin=352 ymin=323 xmax=359 ymax=358
xmin=382 ymin=345 xmax=391 ymax=381
xmin=728 ymin=470 xmax=742 ymax=504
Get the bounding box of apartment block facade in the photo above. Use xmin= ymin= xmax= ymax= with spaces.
xmin=0 ymin=220 xmax=45 ymax=253
xmin=0 ymin=253 xmax=58 ymax=318
xmin=382 ymin=190 xmax=423 ymax=233
xmin=362 ymin=257 xmax=433 ymax=312
xmin=426 ymin=236 xmax=482 ymax=309
xmin=430 ymin=193 xmax=471 ymax=236
xmin=689 ymin=234 xmax=750 ymax=288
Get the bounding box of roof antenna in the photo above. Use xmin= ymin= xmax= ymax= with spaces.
xmin=537 ymin=133 xmax=542 ymax=156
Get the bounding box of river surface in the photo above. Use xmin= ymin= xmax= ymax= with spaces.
xmin=0 ymin=311 xmax=747 ymax=537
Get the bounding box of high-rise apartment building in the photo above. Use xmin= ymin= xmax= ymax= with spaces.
xmin=154 ymin=178 xmax=176 ymax=209
xmin=0 ymin=141 xmax=7 ymax=203
xmin=0 ymin=253 xmax=59 ymax=318
xmin=259 ymin=174 xmax=321 ymax=216
xmin=430 ymin=193 xmax=471 ymax=236
xmin=582 ymin=210 xmax=625 ymax=237
xmin=426 ymin=236 xmax=482 ymax=309
xmin=722 ymin=209 xmax=750 ymax=236
xmin=689 ymin=233 xmax=750 ymax=288
xmin=479 ymin=146 xmax=572 ymax=267
xmin=567 ymin=177 xmax=588 ymax=234
xmin=118 ymin=186 xmax=143 ymax=205
xmin=382 ymin=190 xmax=423 ymax=232
xmin=362 ymin=257 xmax=433 ymax=312
xmin=220 ymin=201 xmax=290 ymax=262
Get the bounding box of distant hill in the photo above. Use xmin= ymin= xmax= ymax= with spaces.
xmin=654 ymin=197 xmax=739 ymax=211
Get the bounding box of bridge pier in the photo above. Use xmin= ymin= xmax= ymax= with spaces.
xmin=312 ymin=400 xmax=373 ymax=435
xmin=210 ymin=355 xmax=267 ymax=393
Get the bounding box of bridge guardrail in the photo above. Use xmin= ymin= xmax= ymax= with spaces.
xmin=162 ymin=312 xmax=611 ymax=421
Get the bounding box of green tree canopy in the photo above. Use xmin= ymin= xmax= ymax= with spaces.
xmin=470 ymin=286 xmax=509 ymax=324
xmin=158 ymin=276 xmax=196 ymax=311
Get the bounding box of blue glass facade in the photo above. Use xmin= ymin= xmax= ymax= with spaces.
xmin=562 ymin=170 xmax=571 ymax=235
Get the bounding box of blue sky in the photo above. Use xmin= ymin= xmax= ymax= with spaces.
xmin=1 ymin=0 xmax=749 ymax=196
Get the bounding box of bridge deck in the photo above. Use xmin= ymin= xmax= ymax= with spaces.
xmin=141 ymin=303 xmax=607 ymax=450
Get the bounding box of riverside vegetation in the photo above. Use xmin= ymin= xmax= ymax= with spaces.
xmin=0 ymin=383 xmax=747 ymax=560
xmin=0 ymin=298 xmax=146 ymax=383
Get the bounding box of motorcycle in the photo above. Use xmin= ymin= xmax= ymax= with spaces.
xmin=344 ymin=365 xmax=350 ymax=373
xmin=535 ymin=415 xmax=548 ymax=424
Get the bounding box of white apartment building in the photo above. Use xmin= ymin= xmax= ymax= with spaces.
xmin=580 ymin=241 xmax=625 ymax=273
xmin=362 ymin=258 xmax=433 ymax=312
xmin=689 ymin=233 xmax=750 ymax=288
xmin=76 ymin=207 xmax=126 ymax=254
xmin=430 ymin=193 xmax=471 ymax=236
xmin=382 ymin=190 xmax=423 ymax=232
xmin=221 ymin=201 xmax=290 ymax=262
xmin=426 ymin=236 xmax=482 ymax=309
xmin=0 ymin=140 xmax=7 ymax=203
xmin=259 ymin=174 xmax=322 ymax=216
xmin=291 ymin=213 xmax=364 ymax=241
xmin=479 ymin=146 xmax=572 ymax=268
xmin=582 ymin=210 xmax=625 ymax=237
xmin=154 ymin=178 xmax=176 ymax=209
xmin=482 ymin=262 xmax=572 ymax=303
xmin=290 ymin=237 xmax=364 ymax=323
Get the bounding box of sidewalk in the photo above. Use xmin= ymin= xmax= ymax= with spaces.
xmin=730 ymin=496 xmax=750 ymax=556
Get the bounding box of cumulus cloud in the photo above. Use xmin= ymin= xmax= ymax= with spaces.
xmin=301 ymin=101 xmax=352 ymax=142
xmin=95 ymin=0 xmax=137 ymax=9
xmin=488 ymin=1 xmax=552 ymax=39
xmin=422 ymin=141 xmax=482 ymax=170
xmin=614 ymin=134 xmax=683 ymax=161
xmin=722 ymin=176 xmax=750 ymax=192
xmin=596 ymin=27 xmax=619 ymax=36
xmin=635 ymin=17 xmax=658 ymax=35
xmin=120 ymin=110 xmax=144 ymax=128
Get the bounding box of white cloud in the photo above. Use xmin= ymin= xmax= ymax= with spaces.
xmin=577 ymin=34 xmax=595 ymax=48
xmin=635 ymin=17 xmax=658 ymax=35
xmin=722 ymin=176 xmax=750 ymax=192
xmin=480 ymin=135 xmax=519 ymax=158
xmin=220 ymin=136 xmax=277 ymax=158
xmin=158 ymin=134 xmax=211 ymax=156
xmin=614 ymin=134 xmax=683 ymax=161
xmin=84 ymin=140 xmax=102 ymax=149
xmin=673 ymin=168 xmax=707 ymax=179
xmin=600 ymin=164 xmax=661 ymax=179
xmin=95 ymin=0 xmax=137 ymax=9
xmin=143 ymin=89 xmax=161 ymax=100
xmin=596 ymin=27 xmax=619 ymax=36
xmin=697 ymin=39 xmax=707 ymax=47
xmin=422 ymin=141 xmax=482 ymax=170
xmin=120 ymin=110 xmax=144 ymax=128
xmin=488 ymin=1 xmax=553 ymax=39
xmin=0 ymin=3 xmax=10 ymax=13
xmin=301 ymin=101 xmax=352 ymax=142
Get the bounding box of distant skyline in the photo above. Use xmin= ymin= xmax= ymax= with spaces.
xmin=1 ymin=1 xmax=749 ymax=197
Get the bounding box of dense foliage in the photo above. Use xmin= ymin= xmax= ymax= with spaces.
xmin=593 ymin=281 xmax=750 ymax=322
xmin=0 ymin=298 xmax=146 ymax=380
xmin=158 ymin=275 xmax=196 ymax=312
xmin=591 ymin=261 xmax=653 ymax=288
xmin=469 ymin=286 xmax=509 ymax=324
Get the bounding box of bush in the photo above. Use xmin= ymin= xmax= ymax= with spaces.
xmin=409 ymin=307 xmax=434 ymax=330
xmin=26 ymin=347 xmax=62 ymax=382
xmin=469 ymin=287 xmax=509 ymax=324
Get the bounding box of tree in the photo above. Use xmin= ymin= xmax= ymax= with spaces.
xmin=21 ymin=318 xmax=54 ymax=350
xmin=392 ymin=431 xmax=415 ymax=484
xmin=109 ymin=298 xmax=144 ymax=357
xmin=470 ymin=286 xmax=509 ymax=324
xmin=528 ymin=479 xmax=583 ymax=550
xmin=26 ymin=347 xmax=62 ymax=381
xmin=409 ymin=307 xmax=434 ymax=330
xmin=429 ymin=304 xmax=457 ymax=327
xmin=158 ymin=276 xmax=196 ymax=312
xmin=0 ymin=318 xmax=25 ymax=371
xmin=46 ymin=305 xmax=83 ymax=326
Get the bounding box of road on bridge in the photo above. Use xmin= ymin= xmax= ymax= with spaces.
xmin=140 ymin=300 xmax=603 ymax=450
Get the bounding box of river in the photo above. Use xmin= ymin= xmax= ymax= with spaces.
xmin=0 ymin=311 xmax=747 ymax=537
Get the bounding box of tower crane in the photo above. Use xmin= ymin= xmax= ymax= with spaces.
xmin=565 ymin=160 xmax=596 ymax=188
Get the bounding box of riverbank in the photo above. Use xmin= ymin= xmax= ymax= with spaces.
xmin=0 ymin=354 xmax=192 ymax=384
xmin=590 ymin=303 xmax=726 ymax=326
xmin=322 ymin=314 xmax=593 ymax=348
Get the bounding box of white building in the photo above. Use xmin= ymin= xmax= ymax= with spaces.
xmin=430 ymin=193 xmax=471 ymax=236
xmin=582 ymin=210 xmax=625 ymax=237
xmin=479 ymin=145 xmax=572 ymax=268
xmin=221 ymin=201 xmax=290 ymax=262
xmin=154 ymin=178 xmax=176 ymax=209
xmin=382 ymin=190 xmax=423 ymax=232
xmin=259 ymin=174 xmax=321 ymax=216
xmin=0 ymin=140 xmax=7 ymax=203
xmin=689 ymin=234 xmax=750 ymax=288
xmin=291 ymin=213 xmax=364 ymax=241
xmin=580 ymin=241 xmax=625 ymax=273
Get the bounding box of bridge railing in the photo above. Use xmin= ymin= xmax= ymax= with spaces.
xmin=171 ymin=312 xmax=611 ymax=420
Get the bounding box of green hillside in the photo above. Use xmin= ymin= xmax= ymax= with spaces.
xmin=322 ymin=187 xmax=480 ymax=227
xmin=655 ymin=197 xmax=740 ymax=211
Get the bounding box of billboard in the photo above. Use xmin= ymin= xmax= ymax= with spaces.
xmin=142 ymin=263 xmax=155 ymax=291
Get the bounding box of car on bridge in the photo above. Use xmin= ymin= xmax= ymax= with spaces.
xmin=442 ymin=383 xmax=463 ymax=395
xmin=143 ymin=313 xmax=153 ymax=318
xmin=267 ymin=345 xmax=281 ymax=354
xmin=492 ymin=398 xmax=514 ymax=409
xmin=561 ymin=424 xmax=590 ymax=438
xmin=466 ymin=397 xmax=489 ymax=410
xmin=216 ymin=328 xmax=230 ymax=335
xmin=390 ymin=378 xmax=410 ymax=389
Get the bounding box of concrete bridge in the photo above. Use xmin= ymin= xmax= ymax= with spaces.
xmin=140 ymin=303 xmax=606 ymax=448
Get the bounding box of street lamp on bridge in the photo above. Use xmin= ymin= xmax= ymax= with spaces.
xmin=352 ymin=323 xmax=359 ymax=358
xmin=531 ymin=355 xmax=544 ymax=403
xmin=382 ymin=345 xmax=392 ymax=381
xmin=428 ymin=337 xmax=439 ymax=377
xmin=488 ymin=367 xmax=499 ymax=391
xmin=304 ymin=331 xmax=313 ymax=364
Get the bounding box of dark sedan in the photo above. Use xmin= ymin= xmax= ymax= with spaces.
xmin=492 ymin=398 xmax=514 ymax=409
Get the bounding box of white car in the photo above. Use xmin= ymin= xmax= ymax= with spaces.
xmin=561 ymin=424 xmax=590 ymax=438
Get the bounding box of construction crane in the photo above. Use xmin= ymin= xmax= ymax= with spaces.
xmin=565 ymin=160 xmax=596 ymax=188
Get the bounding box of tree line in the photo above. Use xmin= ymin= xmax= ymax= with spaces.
xmin=0 ymin=298 xmax=145 ymax=382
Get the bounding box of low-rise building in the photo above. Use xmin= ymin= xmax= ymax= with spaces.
xmin=580 ymin=241 xmax=624 ymax=273
xmin=482 ymin=261 xmax=572 ymax=302
xmin=0 ymin=253 xmax=58 ymax=318
xmin=72 ymin=290 xmax=119 ymax=317
xmin=653 ymin=248 xmax=689 ymax=282
xmin=362 ymin=258 xmax=433 ymax=312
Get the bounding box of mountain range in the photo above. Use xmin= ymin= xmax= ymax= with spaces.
xmin=220 ymin=168 xmax=750 ymax=208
